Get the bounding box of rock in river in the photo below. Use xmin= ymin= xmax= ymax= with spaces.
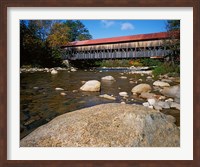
xmin=60 ymin=92 xmax=66 ymax=96
xmin=51 ymin=69 xmax=58 ymax=75
xmin=153 ymin=81 xmax=170 ymax=87
xmin=147 ymin=98 xmax=156 ymax=106
xmin=80 ymin=80 xmax=101 ymax=92
xmin=169 ymin=102 xmax=180 ymax=110
xmin=20 ymin=103 xmax=180 ymax=147
xmin=142 ymin=102 xmax=150 ymax=107
xmin=120 ymin=76 xmax=127 ymax=79
xmin=140 ymin=92 xmax=156 ymax=99
xmin=160 ymin=85 xmax=180 ymax=99
xmin=119 ymin=92 xmax=128 ymax=97
xmin=55 ymin=87 xmax=64 ymax=91
xmin=71 ymin=67 xmax=77 ymax=72
xmin=131 ymin=83 xmax=152 ymax=94
xmin=155 ymin=101 xmax=170 ymax=109
xmin=99 ymin=94 xmax=116 ymax=100
xmin=101 ymin=76 xmax=115 ymax=81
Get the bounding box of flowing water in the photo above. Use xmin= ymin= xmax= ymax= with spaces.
xmin=20 ymin=69 xmax=180 ymax=139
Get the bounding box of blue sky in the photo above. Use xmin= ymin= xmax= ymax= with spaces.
xmin=80 ymin=20 xmax=168 ymax=39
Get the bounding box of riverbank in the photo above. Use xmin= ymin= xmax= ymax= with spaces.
xmin=20 ymin=66 xmax=151 ymax=73
xmin=20 ymin=67 xmax=68 ymax=73
xmin=20 ymin=103 xmax=180 ymax=147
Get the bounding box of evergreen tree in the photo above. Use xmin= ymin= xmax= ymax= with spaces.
xmin=164 ymin=20 xmax=180 ymax=66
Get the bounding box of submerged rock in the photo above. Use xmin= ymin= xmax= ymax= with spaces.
xmin=99 ymin=94 xmax=116 ymax=100
xmin=33 ymin=87 xmax=39 ymax=90
xmin=20 ymin=103 xmax=180 ymax=147
xmin=80 ymin=80 xmax=101 ymax=92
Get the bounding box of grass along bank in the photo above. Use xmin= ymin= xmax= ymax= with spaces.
xmin=94 ymin=58 xmax=180 ymax=77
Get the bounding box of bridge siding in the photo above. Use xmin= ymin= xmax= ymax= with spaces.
xmin=63 ymin=34 xmax=171 ymax=60
xmin=63 ymin=49 xmax=169 ymax=60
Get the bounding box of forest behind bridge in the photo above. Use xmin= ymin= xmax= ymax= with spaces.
xmin=20 ymin=20 xmax=180 ymax=76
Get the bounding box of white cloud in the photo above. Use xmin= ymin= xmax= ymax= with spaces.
xmin=101 ymin=20 xmax=115 ymax=28
xmin=121 ymin=23 xmax=134 ymax=30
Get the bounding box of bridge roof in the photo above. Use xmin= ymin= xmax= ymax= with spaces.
xmin=63 ymin=32 xmax=169 ymax=47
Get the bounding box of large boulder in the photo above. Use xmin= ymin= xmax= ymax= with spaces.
xmin=20 ymin=103 xmax=180 ymax=147
xmin=101 ymin=76 xmax=115 ymax=81
xmin=153 ymin=81 xmax=170 ymax=87
xmin=131 ymin=84 xmax=152 ymax=94
xmin=160 ymin=85 xmax=180 ymax=99
xmin=80 ymin=80 xmax=101 ymax=92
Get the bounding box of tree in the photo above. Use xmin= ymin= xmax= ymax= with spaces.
xmin=28 ymin=20 xmax=53 ymax=41
xmin=46 ymin=22 xmax=71 ymax=66
xmin=20 ymin=20 xmax=58 ymax=67
xmin=64 ymin=20 xmax=92 ymax=41
xmin=20 ymin=20 xmax=92 ymax=67
xmin=164 ymin=20 xmax=180 ymax=66
xmin=47 ymin=22 xmax=70 ymax=47
xmin=20 ymin=20 xmax=44 ymax=66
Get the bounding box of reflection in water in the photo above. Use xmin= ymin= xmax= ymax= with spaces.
xmin=20 ymin=70 xmax=180 ymax=139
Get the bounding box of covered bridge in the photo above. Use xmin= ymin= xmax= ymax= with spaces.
xmin=61 ymin=32 xmax=172 ymax=60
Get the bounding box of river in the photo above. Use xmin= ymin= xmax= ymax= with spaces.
xmin=20 ymin=69 xmax=180 ymax=139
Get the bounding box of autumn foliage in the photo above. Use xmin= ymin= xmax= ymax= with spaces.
xmin=20 ymin=20 xmax=92 ymax=67
xmin=47 ymin=23 xmax=70 ymax=47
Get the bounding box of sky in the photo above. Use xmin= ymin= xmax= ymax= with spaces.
xmin=80 ymin=20 xmax=168 ymax=39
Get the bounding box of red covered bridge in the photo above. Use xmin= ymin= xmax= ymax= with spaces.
xmin=61 ymin=32 xmax=172 ymax=60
